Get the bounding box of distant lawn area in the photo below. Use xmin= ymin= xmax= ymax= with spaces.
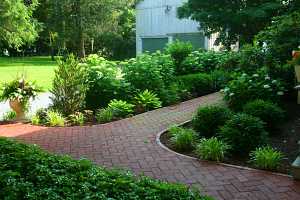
xmin=0 ymin=56 xmax=57 ymax=90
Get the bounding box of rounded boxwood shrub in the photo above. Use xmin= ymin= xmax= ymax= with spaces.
xmin=192 ymin=106 xmax=232 ymax=138
xmin=219 ymin=113 xmax=268 ymax=155
xmin=178 ymin=73 xmax=214 ymax=97
xmin=0 ymin=138 xmax=210 ymax=200
xmin=243 ymin=99 xmax=285 ymax=131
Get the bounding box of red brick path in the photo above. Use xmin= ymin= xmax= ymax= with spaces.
xmin=1 ymin=92 xmax=299 ymax=200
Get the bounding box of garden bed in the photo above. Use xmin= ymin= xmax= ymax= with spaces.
xmin=160 ymin=99 xmax=300 ymax=175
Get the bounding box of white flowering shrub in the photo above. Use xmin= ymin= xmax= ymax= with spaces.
xmin=223 ymin=73 xmax=285 ymax=110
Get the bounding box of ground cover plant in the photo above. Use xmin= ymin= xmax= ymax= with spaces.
xmin=0 ymin=137 xmax=212 ymax=200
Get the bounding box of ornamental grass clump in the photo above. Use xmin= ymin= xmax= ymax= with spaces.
xmin=169 ymin=126 xmax=197 ymax=152
xmin=250 ymin=146 xmax=284 ymax=170
xmin=195 ymin=137 xmax=230 ymax=162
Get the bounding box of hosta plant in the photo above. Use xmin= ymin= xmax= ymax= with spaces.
xmin=134 ymin=90 xmax=162 ymax=113
xmin=108 ymin=100 xmax=134 ymax=119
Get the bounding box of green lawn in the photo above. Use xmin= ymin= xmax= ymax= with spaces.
xmin=0 ymin=56 xmax=57 ymax=90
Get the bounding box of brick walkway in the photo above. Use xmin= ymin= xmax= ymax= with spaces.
xmin=0 ymin=92 xmax=299 ymax=200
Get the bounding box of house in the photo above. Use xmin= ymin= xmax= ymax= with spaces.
xmin=136 ymin=0 xmax=219 ymax=54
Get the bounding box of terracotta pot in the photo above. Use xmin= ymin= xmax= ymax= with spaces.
xmin=293 ymin=51 xmax=300 ymax=59
xmin=9 ymin=99 xmax=26 ymax=121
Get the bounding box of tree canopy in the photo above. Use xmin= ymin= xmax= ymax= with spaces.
xmin=0 ymin=0 xmax=40 ymax=48
xmin=177 ymin=0 xmax=291 ymax=49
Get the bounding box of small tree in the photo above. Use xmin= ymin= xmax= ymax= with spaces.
xmin=51 ymin=54 xmax=88 ymax=115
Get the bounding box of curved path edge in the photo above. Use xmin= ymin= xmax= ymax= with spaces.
xmin=0 ymin=92 xmax=300 ymax=200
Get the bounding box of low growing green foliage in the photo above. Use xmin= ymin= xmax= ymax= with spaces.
xmin=219 ymin=113 xmax=268 ymax=155
xmin=108 ymin=100 xmax=134 ymax=119
xmin=195 ymin=137 xmax=230 ymax=162
xmin=2 ymin=111 xmax=16 ymax=121
xmin=250 ymin=146 xmax=284 ymax=170
xmin=0 ymin=138 xmax=211 ymax=200
xmin=95 ymin=108 xmax=114 ymax=123
xmin=46 ymin=110 xmax=65 ymax=127
xmin=31 ymin=115 xmax=40 ymax=125
xmin=134 ymin=90 xmax=162 ymax=113
xmin=68 ymin=112 xmax=85 ymax=126
xmin=192 ymin=106 xmax=232 ymax=138
xmin=243 ymin=100 xmax=285 ymax=131
xmin=169 ymin=126 xmax=197 ymax=152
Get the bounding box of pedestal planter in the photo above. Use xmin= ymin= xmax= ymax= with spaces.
xmin=293 ymin=50 xmax=300 ymax=59
xmin=295 ymin=65 xmax=300 ymax=104
xmin=291 ymin=141 xmax=300 ymax=180
xmin=9 ymin=100 xmax=26 ymax=121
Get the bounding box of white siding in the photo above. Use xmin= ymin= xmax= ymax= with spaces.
xmin=136 ymin=0 xmax=218 ymax=54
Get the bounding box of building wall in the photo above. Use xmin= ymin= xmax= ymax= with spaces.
xmin=136 ymin=0 xmax=211 ymax=54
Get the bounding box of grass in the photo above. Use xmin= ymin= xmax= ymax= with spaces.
xmin=0 ymin=56 xmax=57 ymax=90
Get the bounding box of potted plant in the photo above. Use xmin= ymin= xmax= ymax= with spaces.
xmin=292 ymin=141 xmax=300 ymax=180
xmin=0 ymin=76 xmax=42 ymax=121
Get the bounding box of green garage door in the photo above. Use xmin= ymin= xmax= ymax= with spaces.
xmin=173 ymin=33 xmax=205 ymax=49
xmin=142 ymin=38 xmax=169 ymax=53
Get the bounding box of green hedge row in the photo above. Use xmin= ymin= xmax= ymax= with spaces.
xmin=0 ymin=138 xmax=212 ymax=200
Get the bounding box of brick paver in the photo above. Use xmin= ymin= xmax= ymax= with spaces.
xmin=0 ymin=92 xmax=299 ymax=200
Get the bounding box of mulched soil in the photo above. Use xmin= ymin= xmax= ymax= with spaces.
xmin=161 ymin=99 xmax=300 ymax=175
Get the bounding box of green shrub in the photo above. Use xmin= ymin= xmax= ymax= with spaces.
xmin=243 ymin=100 xmax=285 ymax=131
xmin=85 ymin=55 xmax=129 ymax=110
xmin=178 ymin=73 xmax=214 ymax=97
xmin=51 ymin=54 xmax=88 ymax=115
xmin=210 ymin=70 xmax=233 ymax=90
xmin=165 ymin=40 xmax=193 ymax=75
xmin=83 ymin=110 xmax=94 ymax=122
xmin=121 ymin=52 xmax=176 ymax=105
xmin=95 ymin=108 xmax=114 ymax=123
xmin=219 ymin=113 xmax=268 ymax=155
xmin=31 ymin=115 xmax=40 ymax=125
xmin=2 ymin=111 xmax=16 ymax=121
xmin=264 ymin=63 xmax=295 ymax=92
xmin=34 ymin=108 xmax=48 ymax=125
xmin=46 ymin=110 xmax=65 ymax=127
xmin=0 ymin=138 xmax=211 ymax=200
xmin=134 ymin=90 xmax=162 ymax=113
xmin=181 ymin=51 xmax=228 ymax=74
xmin=192 ymin=106 xmax=232 ymax=138
xmin=169 ymin=126 xmax=197 ymax=152
xmin=108 ymin=100 xmax=134 ymax=119
xmin=250 ymin=146 xmax=284 ymax=170
xmin=195 ymin=137 xmax=230 ymax=162
xmin=68 ymin=112 xmax=85 ymax=126
xmin=223 ymin=72 xmax=285 ymax=111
